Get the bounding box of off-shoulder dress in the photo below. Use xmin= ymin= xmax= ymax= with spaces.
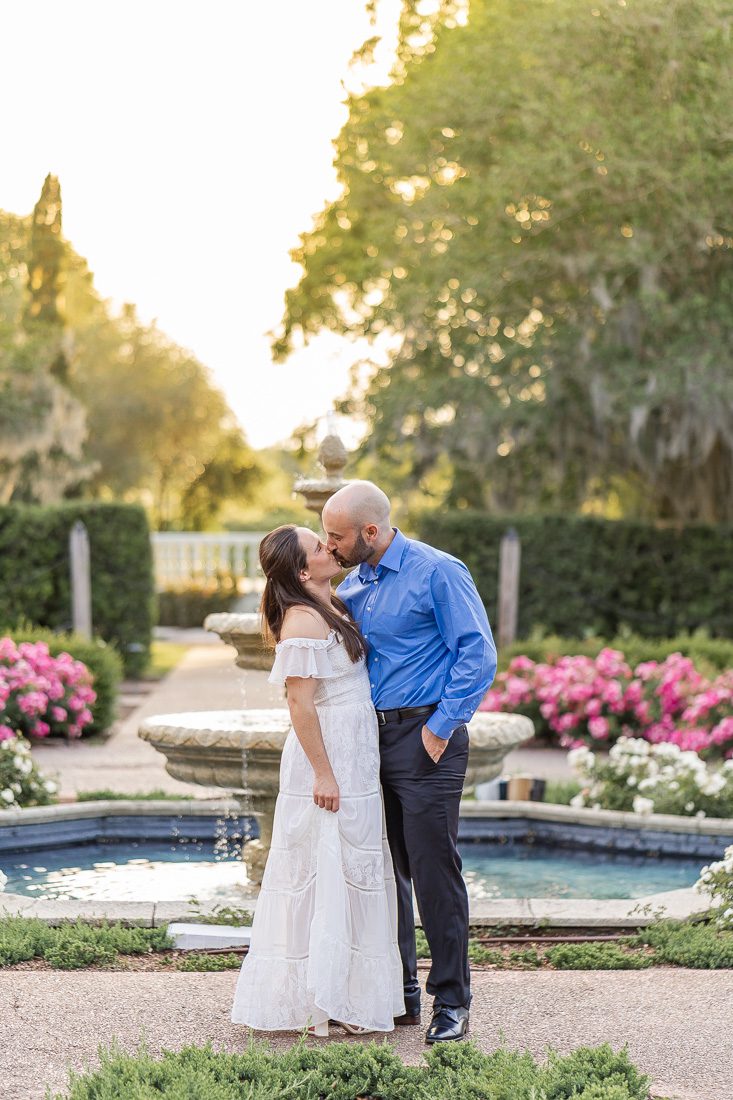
xmin=230 ymin=630 xmax=404 ymax=1032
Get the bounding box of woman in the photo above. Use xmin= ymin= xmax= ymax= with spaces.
xmin=231 ymin=525 xmax=404 ymax=1036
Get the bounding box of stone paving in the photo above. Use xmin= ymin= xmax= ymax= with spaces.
xmin=2 ymin=968 xmax=731 ymax=1100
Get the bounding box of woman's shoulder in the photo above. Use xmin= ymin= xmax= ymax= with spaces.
xmin=280 ymin=605 xmax=331 ymax=642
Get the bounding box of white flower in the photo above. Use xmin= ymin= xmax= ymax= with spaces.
xmin=567 ymin=747 xmax=594 ymax=772
xmin=699 ymin=773 xmax=726 ymax=797
xmin=668 ymin=780 xmax=680 ymax=791
xmin=685 ymin=801 xmax=695 ymax=812
xmin=627 ymin=776 xmax=638 ymax=787
xmin=44 ymin=780 xmax=57 ymax=793
xmin=569 ymin=793 xmax=586 ymax=809
xmin=696 ymin=810 xmax=707 ymax=819
xmin=638 ymin=777 xmax=658 ymax=791
xmin=633 ymin=796 xmax=654 ymax=815
xmin=1 ymin=789 xmax=16 ymax=804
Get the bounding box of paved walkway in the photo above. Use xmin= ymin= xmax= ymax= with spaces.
xmin=30 ymin=640 xmax=571 ymax=798
xmin=2 ymin=968 xmax=731 ymax=1100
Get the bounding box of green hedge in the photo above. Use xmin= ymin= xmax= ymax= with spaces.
xmin=156 ymin=577 xmax=239 ymax=628
xmin=498 ymin=632 xmax=733 ymax=674
xmin=6 ymin=627 xmax=123 ymax=735
xmin=416 ymin=513 xmax=733 ymax=640
xmin=0 ymin=503 xmax=153 ymax=676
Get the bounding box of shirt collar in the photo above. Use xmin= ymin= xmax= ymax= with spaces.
xmin=357 ymin=528 xmax=407 ymax=584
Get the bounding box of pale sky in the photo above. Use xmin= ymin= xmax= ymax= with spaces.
xmin=3 ymin=0 xmax=400 ymax=448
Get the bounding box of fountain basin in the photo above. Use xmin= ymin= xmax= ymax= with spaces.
xmin=139 ymin=709 xmax=534 ymax=794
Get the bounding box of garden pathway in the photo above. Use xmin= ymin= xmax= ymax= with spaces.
xmin=29 ymin=632 xmax=572 ymax=798
xmin=1 ymin=968 xmax=730 ymax=1100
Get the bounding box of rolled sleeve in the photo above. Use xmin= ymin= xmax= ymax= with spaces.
xmin=424 ymin=560 xmax=497 ymax=739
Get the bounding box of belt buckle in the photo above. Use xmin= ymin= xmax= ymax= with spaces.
xmin=377 ymin=710 xmax=387 ymax=726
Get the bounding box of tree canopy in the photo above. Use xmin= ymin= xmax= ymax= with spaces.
xmin=0 ymin=179 xmax=261 ymax=528
xmin=276 ymin=0 xmax=733 ymax=520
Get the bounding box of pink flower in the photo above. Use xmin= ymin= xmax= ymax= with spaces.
xmin=588 ymin=716 xmax=610 ymax=739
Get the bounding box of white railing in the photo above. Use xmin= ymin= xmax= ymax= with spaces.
xmin=151 ymin=532 xmax=267 ymax=591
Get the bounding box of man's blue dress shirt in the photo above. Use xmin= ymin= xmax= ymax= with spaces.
xmin=337 ymin=529 xmax=497 ymax=740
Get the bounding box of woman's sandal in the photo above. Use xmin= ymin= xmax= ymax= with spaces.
xmin=332 ymin=1020 xmax=374 ymax=1036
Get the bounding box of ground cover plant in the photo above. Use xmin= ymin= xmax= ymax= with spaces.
xmin=49 ymin=1038 xmax=652 ymax=1100
xmin=0 ymin=917 xmax=171 ymax=969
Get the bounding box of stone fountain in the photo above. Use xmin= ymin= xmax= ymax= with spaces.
xmin=139 ymin=418 xmax=534 ymax=888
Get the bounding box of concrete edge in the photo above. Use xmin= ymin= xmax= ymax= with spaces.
xmin=0 ymin=886 xmax=711 ymax=930
xmin=3 ymin=797 xmax=731 ymax=833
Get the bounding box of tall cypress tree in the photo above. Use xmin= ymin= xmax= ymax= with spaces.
xmin=24 ymin=173 xmax=65 ymax=328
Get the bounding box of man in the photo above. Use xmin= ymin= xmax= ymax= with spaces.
xmin=322 ymin=481 xmax=496 ymax=1044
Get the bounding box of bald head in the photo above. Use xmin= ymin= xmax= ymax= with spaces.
xmin=324 ymin=480 xmax=391 ymax=528
xmin=322 ymin=480 xmax=393 ymax=568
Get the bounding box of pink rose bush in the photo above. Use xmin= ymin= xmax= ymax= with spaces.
xmin=0 ymin=637 xmax=96 ymax=740
xmin=480 ymin=649 xmax=733 ymax=758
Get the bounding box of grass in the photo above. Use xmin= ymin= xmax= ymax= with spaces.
xmin=544 ymin=778 xmax=583 ymax=805
xmin=145 ymin=640 xmax=189 ymax=680
xmin=75 ymin=788 xmax=197 ymax=802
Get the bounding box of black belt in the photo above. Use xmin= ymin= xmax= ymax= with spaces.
xmin=375 ymin=704 xmax=438 ymax=726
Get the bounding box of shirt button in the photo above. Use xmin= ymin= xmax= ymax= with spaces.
xmin=374 ymin=656 xmax=379 ymax=662
xmin=373 ymin=579 xmax=378 ymax=584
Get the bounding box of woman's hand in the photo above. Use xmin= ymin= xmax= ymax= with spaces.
xmin=313 ymin=772 xmax=340 ymax=813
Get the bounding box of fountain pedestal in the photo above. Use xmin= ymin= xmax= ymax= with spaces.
xmin=138 ymin=706 xmax=533 ymax=888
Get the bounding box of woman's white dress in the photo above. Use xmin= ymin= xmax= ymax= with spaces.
xmin=231 ymin=631 xmax=405 ymax=1032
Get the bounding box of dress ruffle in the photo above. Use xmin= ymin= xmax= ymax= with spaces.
xmin=268 ymin=634 xmax=337 ymax=684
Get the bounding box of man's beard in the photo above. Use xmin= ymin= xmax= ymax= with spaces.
xmin=333 ymin=531 xmax=372 ymax=568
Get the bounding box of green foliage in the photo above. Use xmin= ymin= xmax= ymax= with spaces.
xmin=629 ymin=918 xmax=733 ymax=969
xmin=279 ymin=0 xmax=733 ymax=523
xmin=414 ymin=926 xmax=430 ymax=958
xmin=418 ymin=512 xmax=733 ymax=639
xmin=0 ymin=733 xmax=56 ymax=807
xmin=544 ymin=779 xmax=583 ymax=806
xmin=186 ymin=898 xmax=254 ymax=926
xmin=467 ymin=941 xmax=503 ymax=966
xmin=156 ymin=576 xmax=239 ymax=628
xmin=0 ymin=501 xmax=153 ymax=675
xmin=545 ymin=943 xmax=652 ymax=971
xmin=0 ymin=917 xmax=172 ymax=969
xmin=7 ymin=625 xmax=122 ymax=735
xmin=49 ymin=1038 xmax=650 ymax=1100
xmin=177 ymin=952 xmax=241 ymax=971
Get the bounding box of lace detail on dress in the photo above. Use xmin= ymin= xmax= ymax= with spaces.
xmin=268 ymin=634 xmax=337 ymax=684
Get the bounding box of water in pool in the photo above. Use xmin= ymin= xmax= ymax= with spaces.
xmin=2 ymin=838 xmax=707 ymax=902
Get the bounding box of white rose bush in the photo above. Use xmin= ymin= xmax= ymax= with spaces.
xmin=696 ymin=846 xmax=733 ymax=930
xmin=0 ymin=732 xmax=57 ymax=809
xmin=567 ymin=737 xmax=733 ymax=818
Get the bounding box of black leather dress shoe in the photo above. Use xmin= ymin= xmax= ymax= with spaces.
xmin=425 ymin=1005 xmax=469 ymax=1044
xmin=394 ymin=989 xmax=421 ymax=1026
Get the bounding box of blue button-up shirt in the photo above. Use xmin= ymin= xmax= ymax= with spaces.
xmin=337 ymin=529 xmax=497 ymax=739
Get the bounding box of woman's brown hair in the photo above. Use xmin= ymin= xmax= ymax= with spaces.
xmin=258 ymin=525 xmax=365 ymax=663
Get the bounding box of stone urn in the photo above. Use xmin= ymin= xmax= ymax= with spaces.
xmin=204 ymin=612 xmax=270 ymax=671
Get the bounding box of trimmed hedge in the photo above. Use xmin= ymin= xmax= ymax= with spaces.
xmin=6 ymin=626 xmax=123 ymax=735
xmin=0 ymin=502 xmax=153 ymax=676
xmin=157 ymin=577 xmax=239 ymax=628
xmin=497 ymin=632 xmax=733 ymax=674
xmin=416 ymin=512 xmax=733 ymax=640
